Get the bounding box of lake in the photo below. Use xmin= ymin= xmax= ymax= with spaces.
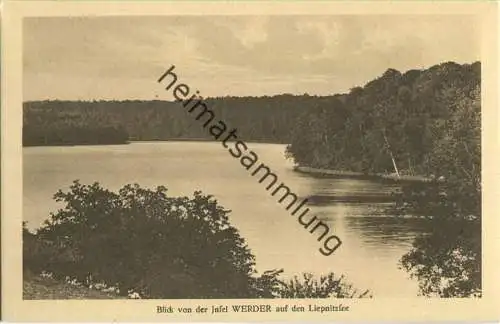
xmin=23 ymin=141 xmax=432 ymax=297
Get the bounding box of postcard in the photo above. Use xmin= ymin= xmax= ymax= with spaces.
xmin=1 ymin=0 xmax=499 ymax=322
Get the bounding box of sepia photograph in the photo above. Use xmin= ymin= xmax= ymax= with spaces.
xmin=2 ymin=0 xmax=499 ymax=322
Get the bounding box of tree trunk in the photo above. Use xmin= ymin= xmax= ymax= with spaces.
xmin=382 ymin=130 xmax=400 ymax=177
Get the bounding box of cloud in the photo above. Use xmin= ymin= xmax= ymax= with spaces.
xmin=23 ymin=15 xmax=480 ymax=100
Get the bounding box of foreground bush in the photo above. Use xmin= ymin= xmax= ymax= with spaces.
xmin=400 ymin=218 xmax=480 ymax=297
xmin=24 ymin=181 xmax=368 ymax=299
xmin=251 ymin=270 xmax=371 ymax=298
xmin=396 ymin=181 xmax=481 ymax=298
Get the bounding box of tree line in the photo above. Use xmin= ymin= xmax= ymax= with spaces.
xmin=23 ymin=125 xmax=129 ymax=146
xmin=286 ymin=61 xmax=480 ymax=177
xmin=283 ymin=60 xmax=481 ymax=297
xmin=23 ymin=61 xmax=481 ymax=297
xmin=23 ymin=95 xmax=327 ymax=146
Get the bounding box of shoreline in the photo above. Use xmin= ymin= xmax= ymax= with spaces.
xmin=129 ymin=138 xmax=287 ymax=144
xmin=293 ymin=166 xmax=434 ymax=183
xmin=23 ymin=138 xmax=288 ymax=147
xmin=23 ymin=141 xmax=130 ymax=148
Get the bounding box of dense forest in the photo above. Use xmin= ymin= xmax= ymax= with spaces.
xmin=23 ymin=125 xmax=129 ymax=146
xmin=24 ymin=62 xmax=479 ymax=164
xmin=23 ymin=61 xmax=481 ymax=297
xmin=23 ymin=95 xmax=328 ymax=145
xmin=283 ymin=61 xmax=481 ymax=297
xmin=286 ymin=61 xmax=480 ymax=178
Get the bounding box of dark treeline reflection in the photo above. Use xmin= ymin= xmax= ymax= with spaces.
xmin=345 ymin=215 xmax=432 ymax=247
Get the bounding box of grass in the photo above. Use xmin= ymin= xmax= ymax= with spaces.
xmin=23 ymin=272 xmax=124 ymax=300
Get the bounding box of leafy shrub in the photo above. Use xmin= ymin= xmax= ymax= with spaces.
xmin=29 ymin=181 xmax=255 ymax=298
xmin=24 ymin=181 xmax=369 ymax=299
xmin=400 ymin=218 xmax=480 ymax=297
xmin=249 ymin=270 xmax=371 ymax=298
xmin=277 ymin=273 xmax=371 ymax=298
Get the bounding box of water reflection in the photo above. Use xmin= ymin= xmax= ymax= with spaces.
xmin=344 ymin=215 xmax=431 ymax=247
xmin=299 ymin=174 xmax=431 ymax=253
xmin=24 ymin=142 xmax=429 ymax=296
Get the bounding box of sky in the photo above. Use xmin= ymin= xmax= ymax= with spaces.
xmin=23 ymin=15 xmax=480 ymax=101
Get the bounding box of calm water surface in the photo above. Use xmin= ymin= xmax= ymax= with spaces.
xmin=23 ymin=142 xmax=431 ymax=297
